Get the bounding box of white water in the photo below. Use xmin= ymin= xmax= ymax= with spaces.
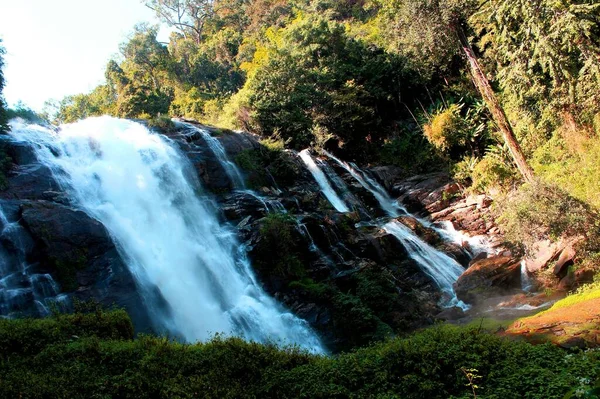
xmin=520 ymin=260 xmax=534 ymax=292
xmin=178 ymin=122 xmax=246 ymax=189
xmin=299 ymin=150 xmax=349 ymax=212
xmin=324 ymin=150 xmax=406 ymax=217
xmin=434 ymin=220 xmax=492 ymax=256
xmin=383 ymin=220 xmax=468 ymax=309
xmin=0 ymin=203 xmax=68 ymax=317
xmin=9 ymin=117 xmax=323 ymax=352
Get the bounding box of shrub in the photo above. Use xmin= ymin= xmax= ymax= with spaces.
xmin=1 ymin=314 xmax=599 ymax=398
xmin=145 ymin=115 xmax=177 ymax=133
xmin=496 ymin=182 xmax=600 ymax=253
xmin=253 ymin=213 xmax=305 ymax=278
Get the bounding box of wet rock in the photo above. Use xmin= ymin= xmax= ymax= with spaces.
xmin=368 ymin=165 xmax=405 ymax=191
xmin=0 ymin=164 xmax=62 ymax=201
xmin=468 ymin=251 xmax=488 ymax=267
xmin=2 ymin=138 xmax=39 ymax=165
xmin=553 ymin=244 xmax=576 ymax=278
xmin=17 ymin=200 xmax=152 ymax=329
xmin=221 ymin=191 xmax=268 ymax=221
xmin=20 ymin=201 xmax=115 ymax=260
xmin=435 ymin=306 xmax=465 ymax=321
xmin=454 ymin=255 xmax=522 ymax=304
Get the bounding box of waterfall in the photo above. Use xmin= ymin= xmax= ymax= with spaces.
xmin=434 ymin=220 xmax=491 ymax=256
xmin=383 ymin=221 xmax=468 ymax=309
xmin=520 ymin=260 xmax=533 ymax=292
xmin=178 ymin=122 xmax=246 ymax=189
xmin=299 ymin=150 xmax=349 ymax=212
xmin=0 ymin=203 xmax=68 ymax=317
xmin=9 ymin=117 xmax=323 ymax=353
xmin=321 ymin=150 xmax=468 ymax=307
xmin=323 ymin=150 xmax=406 ymax=217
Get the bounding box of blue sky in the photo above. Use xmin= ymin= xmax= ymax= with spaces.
xmin=0 ymin=0 xmax=170 ymax=111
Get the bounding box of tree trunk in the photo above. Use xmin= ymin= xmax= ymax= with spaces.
xmin=456 ymin=27 xmax=535 ymax=183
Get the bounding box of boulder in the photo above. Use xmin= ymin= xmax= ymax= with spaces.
xmin=553 ymin=244 xmax=576 ymax=278
xmin=0 ymin=164 xmax=63 ymax=202
xmin=17 ymin=200 xmax=153 ymax=330
xmin=367 ymin=165 xmax=405 ymax=192
xmin=454 ymin=255 xmax=522 ymax=304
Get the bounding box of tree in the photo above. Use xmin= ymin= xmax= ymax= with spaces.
xmin=0 ymin=40 xmax=8 ymax=133
xmin=378 ymin=0 xmax=535 ymax=183
xmin=477 ymin=0 xmax=600 ymax=130
xmin=145 ymin=0 xmax=217 ymax=44
xmin=240 ymin=15 xmax=409 ymax=158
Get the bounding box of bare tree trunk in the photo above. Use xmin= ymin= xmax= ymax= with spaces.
xmin=456 ymin=27 xmax=535 ymax=183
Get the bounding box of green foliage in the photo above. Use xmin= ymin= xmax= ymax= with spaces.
xmin=1 ymin=313 xmax=599 ymax=398
xmin=532 ymin=128 xmax=600 ymax=210
xmin=424 ymin=100 xmax=494 ymax=160
xmin=254 ymin=213 xmax=305 ymax=278
xmin=145 ymin=114 xmax=177 ymax=133
xmin=234 ymin=137 xmax=299 ymax=188
xmin=0 ymin=40 xmax=8 ymax=133
xmin=375 ymin=0 xmax=478 ymax=79
xmin=476 ymin=0 xmax=600 ymax=135
xmin=6 ymin=102 xmax=47 ymax=124
xmin=496 ymin=182 xmax=600 ymax=252
xmin=378 ymin=127 xmax=443 ymax=174
xmin=240 ymin=14 xmax=414 ymax=158
xmin=50 ymin=250 xmax=88 ymax=292
xmin=0 ymin=309 xmax=133 ymax=361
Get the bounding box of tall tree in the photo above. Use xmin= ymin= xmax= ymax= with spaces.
xmin=145 ymin=0 xmax=216 ymax=44
xmin=0 ymin=40 xmax=8 ymax=133
xmin=378 ymin=0 xmax=535 ymax=182
xmin=477 ymin=0 xmax=600 ymax=129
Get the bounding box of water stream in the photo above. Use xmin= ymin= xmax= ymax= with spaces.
xmin=299 ymin=149 xmax=349 ymax=213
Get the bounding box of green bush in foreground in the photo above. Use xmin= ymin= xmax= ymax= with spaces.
xmin=1 ymin=310 xmax=599 ymax=398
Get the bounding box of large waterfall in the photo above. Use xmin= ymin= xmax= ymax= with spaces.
xmin=9 ymin=117 xmax=323 ymax=352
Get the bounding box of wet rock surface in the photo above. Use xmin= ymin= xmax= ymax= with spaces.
xmin=0 ymin=121 xmax=559 ymax=351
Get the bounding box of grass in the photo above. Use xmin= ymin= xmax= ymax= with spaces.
xmin=540 ymin=280 xmax=600 ymax=313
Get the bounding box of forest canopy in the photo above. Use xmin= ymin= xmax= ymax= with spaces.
xmin=32 ymin=0 xmax=600 ymax=186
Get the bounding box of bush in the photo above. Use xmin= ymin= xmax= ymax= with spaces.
xmin=496 ymin=182 xmax=600 ymax=253
xmin=0 ymin=309 xmax=133 ymax=360
xmin=145 ymin=115 xmax=176 ymax=133
xmin=253 ymin=213 xmax=305 ymax=278
xmin=1 ymin=313 xmax=599 ymax=398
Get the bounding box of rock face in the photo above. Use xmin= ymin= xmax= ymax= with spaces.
xmin=0 ymin=135 xmax=154 ymax=332
xmin=454 ymin=256 xmax=522 ymax=304
xmin=0 ymin=120 xmax=533 ymax=351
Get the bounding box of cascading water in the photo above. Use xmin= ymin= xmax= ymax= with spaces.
xmin=324 ymin=150 xmax=406 ymax=217
xmin=434 ymin=220 xmax=491 ymax=257
xmin=177 ymin=122 xmax=247 ymax=189
xmin=9 ymin=117 xmax=323 ymax=353
xmin=320 ymin=150 xmax=469 ymax=307
xmin=0 ymin=203 xmax=68 ymax=317
xmin=299 ymin=150 xmax=349 ymax=213
xmin=383 ymin=221 xmax=468 ymax=309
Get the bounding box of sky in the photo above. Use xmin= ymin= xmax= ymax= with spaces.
xmin=0 ymin=0 xmax=171 ymax=111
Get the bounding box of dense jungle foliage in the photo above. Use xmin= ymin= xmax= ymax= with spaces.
xmin=1 ymin=309 xmax=599 ymax=398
